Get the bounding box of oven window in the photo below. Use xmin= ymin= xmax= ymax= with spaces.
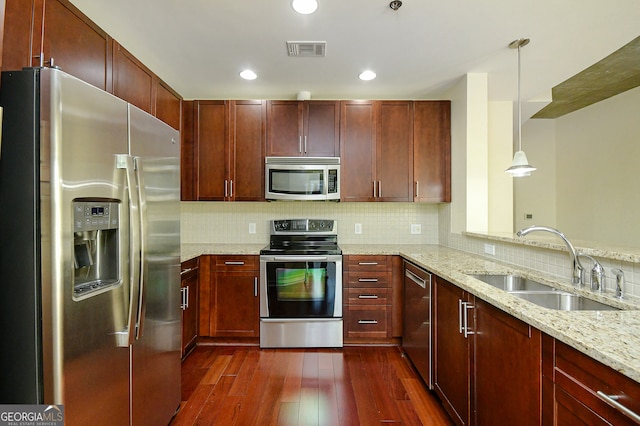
xmin=276 ymin=267 xmax=326 ymax=300
xmin=265 ymin=261 xmax=338 ymax=318
xmin=269 ymin=169 xmax=324 ymax=195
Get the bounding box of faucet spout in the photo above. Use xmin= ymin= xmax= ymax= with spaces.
xmin=517 ymin=225 xmax=585 ymax=286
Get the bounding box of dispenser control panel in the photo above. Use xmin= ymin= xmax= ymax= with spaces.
xmin=74 ymin=201 xmax=119 ymax=231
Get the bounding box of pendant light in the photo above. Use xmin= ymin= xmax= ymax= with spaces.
xmin=505 ymin=38 xmax=536 ymax=177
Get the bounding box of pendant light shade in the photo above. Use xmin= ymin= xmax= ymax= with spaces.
xmin=506 ymin=38 xmax=536 ymax=177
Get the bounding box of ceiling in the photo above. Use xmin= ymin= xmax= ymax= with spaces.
xmin=68 ymin=0 xmax=640 ymax=110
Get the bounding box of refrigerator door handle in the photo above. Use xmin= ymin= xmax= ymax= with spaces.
xmin=116 ymin=154 xmax=142 ymax=347
xmin=133 ymin=157 xmax=148 ymax=340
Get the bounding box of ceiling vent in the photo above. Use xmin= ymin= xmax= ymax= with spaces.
xmin=286 ymin=41 xmax=326 ymax=57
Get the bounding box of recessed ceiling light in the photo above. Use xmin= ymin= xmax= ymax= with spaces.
xmin=359 ymin=70 xmax=376 ymax=81
xmin=292 ymin=0 xmax=318 ymax=14
xmin=240 ymin=69 xmax=257 ymax=80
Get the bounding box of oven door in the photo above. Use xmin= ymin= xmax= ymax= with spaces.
xmin=260 ymin=255 xmax=342 ymax=318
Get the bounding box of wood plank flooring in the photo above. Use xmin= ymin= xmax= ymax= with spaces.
xmin=170 ymin=345 xmax=452 ymax=426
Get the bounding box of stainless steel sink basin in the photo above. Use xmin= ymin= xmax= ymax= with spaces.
xmin=470 ymin=274 xmax=554 ymax=292
xmin=510 ymin=291 xmax=619 ymax=311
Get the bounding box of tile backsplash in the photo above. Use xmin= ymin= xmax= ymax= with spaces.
xmin=181 ymin=201 xmax=440 ymax=245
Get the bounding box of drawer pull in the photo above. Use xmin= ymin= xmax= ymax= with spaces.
xmin=358 ymin=278 xmax=379 ymax=282
xmin=180 ymin=267 xmax=193 ymax=275
xmin=358 ymin=295 xmax=378 ymax=299
xmin=358 ymin=320 xmax=378 ymax=324
xmin=224 ymin=261 xmax=245 ymax=265
xmin=358 ymin=262 xmax=379 ymax=265
xmin=596 ymin=391 xmax=640 ymax=424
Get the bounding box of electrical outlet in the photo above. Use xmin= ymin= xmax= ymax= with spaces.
xmin=484 ymin=244 xmax=496 ymax=256
xmin=524 ymin=213 xmax=534 ymax=220
xmin=410 ymin=224 xmax=422 ymax=234
xmin=354 ymin=223 xmax=362 ymax=234
xmin=248 ymin=223 xmax=256 ymax=234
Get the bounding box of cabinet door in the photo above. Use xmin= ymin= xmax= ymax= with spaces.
xmin=230 ymin=100 xmax=266 ymax=201
xmin=376 ymin=101 xmax=413 ymax=201
xmin=340 ymin=100 xmax=376 ymax=201
xmin=39 ymin=0 xmax=112 ymax=91
xmin=434 ymin=277 xmax=472 ymax=426
xmin=212 ymin=271 xmax=259 ymax=337
xmin=155 ymin=79 xmax=182 ymax=131
xmin=195 ymin=100 xmax=228 ymax=200
xmin=180 ymin=260 xmax=199 ymax=358
xmin=474 ymin=298 xmax=542 ymax=426
xmin=304 ymin=101 xmax=340 ymax=156
xmin=266 ymin=100 xmax=302 ymax=156
xmin=413 ymin=101 xmax=451 ymax=202
xmin=2 ymin=0 xmax=32 ymax=72
xmin=112 ymin=41 xmax=154 ymax=114
xmin=181 ymin=101 xmax=196 ymax=200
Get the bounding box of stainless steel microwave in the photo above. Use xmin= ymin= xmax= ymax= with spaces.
xmin=265 ymin=157 xmax=340 ymax=201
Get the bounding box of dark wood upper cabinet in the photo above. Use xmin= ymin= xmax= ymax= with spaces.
xmin=0 ymin=0 xmax=6 ymax=76
xmin=3 ymin=0 xmax=112 ymax=91
xmin=181 ymin=100 xmax=196 ymax=201
xmin=340 ymin=100 xmax=376 ymax=201
xmin=112 ymin=41 xmax=154 ymax=114
xmin=195 ymin=100 xmax=228 ymax=201
xmin=266 ymin=100 xmax=339 ymax=157
xmin=229 ymin=100 xmax=266 ymax=201
xmin=154 ymin=78 xmax=182 ymax=131
xmin=376 ymin=101 xmax=413 ymax=202
xmin=414 ymin=101 xmax=451 ymax=202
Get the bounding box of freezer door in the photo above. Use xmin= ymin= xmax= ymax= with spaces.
xmin=128 ymin=105 xmax=181 ymax=425
xmin=43 ymin=68 xmax=132 ymax=424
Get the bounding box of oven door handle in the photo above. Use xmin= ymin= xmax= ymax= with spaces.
xmin=272 ymin=256 xmax=329 ymax=262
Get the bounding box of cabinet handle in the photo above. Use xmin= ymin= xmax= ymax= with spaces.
xmin=358 ymin=320 xmax=378 ymax=324
xmin=224 ymin=261 xmax=245 ymax=265
xmin=224 ymin=179 xmax=228 ymax=197
xmin=405 ymin=269 xmax=430 ymax=288
xmin=304 ymin=136 xmax=307 ymax=153
xmin=463 ymin=303 xmax=475 ymax=339
xmin=458 ymin=299 xmax=464 ymax=334
xmin=358 ymin=278 xmax=379 ymax=282
xmin=180 ymin=287 xmax=187 ymax=310
xmin=358 ymin=262 xmax=379 ymax=266
xmin=230 ymin=179 xmax=233 ymax=198
xmin=180 ymin=267 xmax=193 ymax=275
xmin=299 ymin=136 xmax=302 ymax=153
xmin=378 ymin=181 xmax=382 ymax=198
xmin=415 ymin=181 xmax=419 ymax=198
xmin=358 ymin=295 xmax=379 ymax=299
xmin=254 ymin=277 xmax=258 ymax=297
xmin=596 ymin=391 xmax=640 ymax=423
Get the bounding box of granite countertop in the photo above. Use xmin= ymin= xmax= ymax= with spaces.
xmin=182 ymin=243 xmax=640 ymax=383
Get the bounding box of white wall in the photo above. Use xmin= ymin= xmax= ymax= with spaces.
xmin=514 ymin=119 xmax=556 ymax=232
xmin=488 ymin=101 xmax=514 ymax=233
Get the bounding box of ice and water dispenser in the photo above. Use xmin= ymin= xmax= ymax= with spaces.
xmin=73 ymin=200 xmax=120 ymax=299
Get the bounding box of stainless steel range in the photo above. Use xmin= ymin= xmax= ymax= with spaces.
xmin=259 ymin=219 xmax=343 ymax=348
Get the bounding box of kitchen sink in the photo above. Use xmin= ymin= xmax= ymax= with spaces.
xmin=510 ymin=291 xmax=619 ymax=311
xmin=470 ymin=274 xmax=554 ymax=292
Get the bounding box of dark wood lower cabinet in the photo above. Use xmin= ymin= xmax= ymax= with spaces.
xmin=434 ymin=276 xmax=541 ymax=426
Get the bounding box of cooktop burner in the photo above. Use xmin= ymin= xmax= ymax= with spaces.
xmin=260 ymin=219 xmax=341 ymax=256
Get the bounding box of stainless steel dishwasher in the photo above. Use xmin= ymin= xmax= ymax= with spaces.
xmin=402 ymin=260 xmax=433 ymax=388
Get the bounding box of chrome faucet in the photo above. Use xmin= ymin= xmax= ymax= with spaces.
xmin=516 ymin=225 xmax=585 ymax=286
xmin=578 ymin=254 xmax=605 ymax=292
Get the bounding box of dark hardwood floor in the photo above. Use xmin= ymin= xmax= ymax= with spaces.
xmin=171 ymin=345 xmax=452 ymax=425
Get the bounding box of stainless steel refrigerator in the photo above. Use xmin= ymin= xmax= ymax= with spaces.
xmin=0 ymin=68 xmax=181 ymax=425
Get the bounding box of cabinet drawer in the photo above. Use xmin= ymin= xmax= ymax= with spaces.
xmin=345 ymin=287 xmax=389 ymax=305
xmin=346 ymin=255 xmax=391 ymax=272
xmin=347 ymin=271 xmax=391 ymax=287
xmin=215 ymin=255 xmax=258 ymax=271
xmin=554 ymin=340 xmax=640 ymax=425
xmin=345 ymin=306 xmax=389 ymax=336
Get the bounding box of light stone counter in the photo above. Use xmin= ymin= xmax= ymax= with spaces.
xmin=181 ymin=243 xmax=264 ymax=262
xmin=386 ymin=245 xmax=640 ymax=383
xmin=184 ymin=243 xmax=640 ymax=383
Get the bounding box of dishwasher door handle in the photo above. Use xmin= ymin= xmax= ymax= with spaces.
xmin=405 ymin=269 xmax=430 ymax=289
